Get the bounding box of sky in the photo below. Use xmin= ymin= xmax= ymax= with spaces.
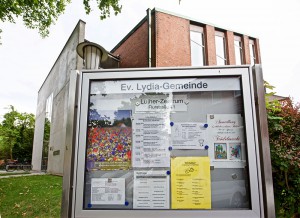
xmin=0 ymin=0 xmax=300 ymax=118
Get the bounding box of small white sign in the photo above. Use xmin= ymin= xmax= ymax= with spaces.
xmin=91 ymin=178 xmax=125 ymax=205
xmin=171 ymin=122 xmax=208 ymax=149
xmin=133 ymin=170 xmax=170 ymax=209
xmin=90 ymin=77 xmax=241 ymax=94
xmin=207 ymin=114 xmax=246 ymax=168
xmin=135 ymin=95 xmax=188 ymax=112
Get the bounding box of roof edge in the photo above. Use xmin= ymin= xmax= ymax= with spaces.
xmin=153 ymin=7 xmax=259 ymax=38
xmin=38 ymin=20 xmax=86 ymax=93
xmin=110 ymin=16 xmax=148 ymax=53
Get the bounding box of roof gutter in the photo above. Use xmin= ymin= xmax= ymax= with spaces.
xmin=147 ymin=8 xmax=152 ymax=67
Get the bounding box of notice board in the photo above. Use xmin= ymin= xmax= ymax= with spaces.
xmin=72 ymin=67 xmax=262 ymax=218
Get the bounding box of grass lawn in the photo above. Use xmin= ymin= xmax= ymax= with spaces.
xmin=0 ymin=172 xmax=31 ymax=177
xmin=0 ymin=175 xmax=62 ymax=218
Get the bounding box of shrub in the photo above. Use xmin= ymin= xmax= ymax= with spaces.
xmin=266 ymin=86 xmax=300 ymax=217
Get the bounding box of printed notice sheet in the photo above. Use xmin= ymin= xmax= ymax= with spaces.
xmin=133 ymin=171 xmax=170 ymax=209
xmin=171 ymin=157 xmax=211 ymax=209
xmin=207 ymin=114 xmax=246 ymax=168
xmin=171 ymin=122 xmax=208 ymax=149
xmin=91 ymin=178 xmax=125 ymax=205
xmin=132 ymin=113 xmax=170 ymax=167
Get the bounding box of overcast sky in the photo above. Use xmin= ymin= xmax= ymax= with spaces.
xmin=0 ymin=0 xmax=299 ymax=118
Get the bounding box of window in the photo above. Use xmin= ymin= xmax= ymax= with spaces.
xmin=249 ymin=39 xmax=256 ymax=66
xmin=234 ymin=35 xmax=243 ymax=65
xmin=215 ymin=31 xmax=227 ymax=65
xmin=190 ymin=25 xmax=205 ymax=66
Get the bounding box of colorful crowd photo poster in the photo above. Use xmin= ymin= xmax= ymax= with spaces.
xmin=86 ymin=109 xmax=132 ymax=171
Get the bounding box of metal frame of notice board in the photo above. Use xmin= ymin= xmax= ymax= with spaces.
xmin=65 ymin=66 xmax=273 ymax=218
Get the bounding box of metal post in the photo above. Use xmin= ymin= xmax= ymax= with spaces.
xmin=61 ymin=70 xmax=80 ymax=218
xmin=252 ymin=65 xmax=276 ymax=217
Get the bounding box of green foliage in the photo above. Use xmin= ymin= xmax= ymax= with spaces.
xmin=0 ymin=105 xmax=35 ymax=162
xmin=0 ymin=0 xmax=71 ymax=37
xmin=83 ymin=0 xmax=122 ymax=20
xmin=266 ymin=82 xmax=300 ymax=217
xmin=0 ymin=175 xmax=62 ymax=217
xmin=0 ymin=0 xmax=121 ymax=38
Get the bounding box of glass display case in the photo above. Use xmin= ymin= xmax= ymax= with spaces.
xmin=72 ymin=67 xmax=262 ymax=218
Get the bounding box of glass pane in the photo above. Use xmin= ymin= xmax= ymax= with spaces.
xmin=234 ymin=41 xmax=242 ymax=65
xmin=216 ymin=56 xmax=226 ymax=65
xmin=83 ymin=77 xmax=250 ymax=210
xmin=215 ymin=35 xmax=226 ymax=65
xmin=249 ymin=43 xmax=256 ymax=66
xmin=191 ymin=31 xmax=205 ymax=66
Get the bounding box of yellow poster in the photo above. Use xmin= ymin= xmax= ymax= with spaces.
xmin=171 ymin=156 xmax=211 ymax=209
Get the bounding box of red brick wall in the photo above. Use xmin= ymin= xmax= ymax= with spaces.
xmin=154 ymin=12 xmax=191 ymax=67
xmin=112 ymin=10 xmax=261 ymax=68
xmin=205 ymin=25 xmax=216 ymax=65
xmin=242 ymin=35 xmax=251 ymax=65
xmin=225 ymin=31 xmax=235 ymax=65
xmin=113 ymin=21 xmax=148 ymax=68
xmin=254 ymin=38 xmax=261 ymax=64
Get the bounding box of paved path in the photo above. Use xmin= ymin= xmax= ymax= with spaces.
xmin=0 ymin=171 xmax=46 ymax=179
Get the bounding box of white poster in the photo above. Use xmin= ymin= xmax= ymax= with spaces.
xmin=132 ymin=113 xmax=170 ymax=167
xmin=133 ymin=171 xmax=170 ymax=209
xmin=207 ymin=114 xmax=246 ymax=168
xmin=91 ymin=178 xmax=125 ymax=205
xmin=171 ymin=122 xmax=208 ymax=149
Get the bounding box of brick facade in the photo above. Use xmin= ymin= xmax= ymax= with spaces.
xmin=154 ymin=12 xmax=191 ymax=67
xmin=113 ymin=21 xmax=149 ymax=68
xmin=112 ymin=8 xmax=261 ymax=68
xmin=242 ymin=35 xmax=251 ymax=65
xmin=204 ymin=25 xmax=217 ymax=65
xmin=225 ymin=31 xmax=235 ymax=65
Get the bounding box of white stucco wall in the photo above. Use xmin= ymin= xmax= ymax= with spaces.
xmin=32 ymin=20 xmax=85 ymax=174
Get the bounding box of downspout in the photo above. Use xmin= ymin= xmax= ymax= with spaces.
xmin=147 ymin=8 xmax=152 ymax=67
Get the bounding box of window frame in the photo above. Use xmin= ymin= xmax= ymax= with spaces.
xmin=249 ymin=39 xmax=256 ymax=66
xmin=190 ymin=25 xmax=206 ymax=66
xmin=215 ymin=31 xmax=227 ymax=66
xmin=234 ymin=35 xmax=243 ymax=65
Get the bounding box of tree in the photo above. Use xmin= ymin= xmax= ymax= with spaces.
xmin=266 ymin=83 xmax=300 ymax=217
xmin=0 ymin=105 xmax=35 ymax=162
xmin=0 ymin=0 xmax=122 ymax=40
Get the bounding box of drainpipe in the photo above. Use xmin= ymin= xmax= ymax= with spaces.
xmin=147 ymin=8 xmax=152 ymax=67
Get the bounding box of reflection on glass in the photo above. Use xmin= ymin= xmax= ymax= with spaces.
xmin=190 ymin=30 xmax=205 ymax=66
xmin=215 ymin=34 xmax=226 ymax=65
